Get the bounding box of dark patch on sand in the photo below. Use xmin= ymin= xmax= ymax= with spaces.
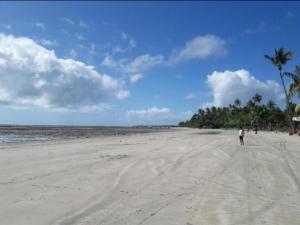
xmin=99 ymin=154 xmax=129 ymax=161
xmin=197 ymin=130 xmax=222 ymax=135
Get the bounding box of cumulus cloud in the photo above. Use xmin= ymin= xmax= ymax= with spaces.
xmin=129 ymin=73 xmax=143 ymax=83
xmin=169 ymin=35 xmax=227 ymax=64
xmin=0 ymin=33 xmax=129 ymax=111
xmin=204 ymin=69 xmax=283 ymax=107
xmin=125 ymin=106 xmax=192 ymax=124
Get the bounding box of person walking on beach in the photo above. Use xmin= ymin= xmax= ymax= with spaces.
xmin=239 ymin=127 xmax=245 ymax=145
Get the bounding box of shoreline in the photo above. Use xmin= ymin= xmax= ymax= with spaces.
xmin=0 ymin=125 xmax=173 ymax=145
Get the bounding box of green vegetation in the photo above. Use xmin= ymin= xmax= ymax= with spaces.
xmin=179 ymin=94 xmax=289 ymax=130
xmin=179 ymin=47 xmax=300 ymax=132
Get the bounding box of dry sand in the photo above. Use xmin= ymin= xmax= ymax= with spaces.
xmin=0 ymin=128 xmax=300 ymax=225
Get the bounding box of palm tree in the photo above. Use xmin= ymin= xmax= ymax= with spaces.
xmin=234 ymin=98 xmax=241 ymax=108
xmin=267 ymin=100 xmax=276 ymax=111
xmin=289 ymin=76 xmax=300 ymax=99
xmin=252 ymin=93 xmax=262 ymax=104
xmin=265 ymin=47 xmax=294 ymax=131
xmin=285 ymin=65 xmax=300 ymax=99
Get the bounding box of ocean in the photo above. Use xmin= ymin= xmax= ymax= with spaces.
xmin=0 ymin=125 xmax=171 ymax=143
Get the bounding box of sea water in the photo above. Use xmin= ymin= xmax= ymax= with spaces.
xmin=0 ymin=134 xmax=60 ymax=143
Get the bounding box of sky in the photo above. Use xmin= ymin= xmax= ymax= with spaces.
xmin=0 ymin=1 xmax=299 ymax=125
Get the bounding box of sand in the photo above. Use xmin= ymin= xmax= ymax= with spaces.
xmin=0 ymin=128 xmax=300 ymax=225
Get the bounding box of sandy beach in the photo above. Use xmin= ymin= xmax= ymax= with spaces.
xmin=1 ymin=128 xmax=300 ymax=225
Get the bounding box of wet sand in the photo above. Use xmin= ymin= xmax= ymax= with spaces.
xmin=0 ymin=125 xmax=170 ymax=141
xmin=0 ymin=128 xmax=300 ymax=225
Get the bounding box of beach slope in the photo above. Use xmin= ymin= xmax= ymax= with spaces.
xmin=0 ymin=128 xmax=300 ymax=225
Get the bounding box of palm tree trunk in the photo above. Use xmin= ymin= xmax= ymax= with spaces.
xmin=279 ymin=70 xmax=294 ymax=133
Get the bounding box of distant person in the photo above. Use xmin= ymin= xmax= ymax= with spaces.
xmin=239 ymin=127 xmax=245 ymax=145
xmin=254 ymin=125 xmax=258 ymax=134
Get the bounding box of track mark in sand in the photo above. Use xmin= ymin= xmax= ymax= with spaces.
xmin=135 ymin=202 xmax=172 ymax=225
xmin=245 ymin=140 xmax=279 ymax=225
xmin=170 ymin=137 xmax=232 ymax=173
xmin=170 ymin=138 xmax=210 ymax=172
xmin=243 ymin=144 xmax=252 ymax=225
xmin=57 ymin=161 xmax=137 ymax=225
xmin=57 ymin=137 xmax=173 ymax=225
xmin=279 ymin=140 xmax=300 ymax=193
xmin=281 ymin=140 xmax=300 ymax=167
xmin=112 ymin=162 xmax=137 ymax=189
xmin=185 ymin=143 xmax=242 ymax=225
xmin=94 ymin=136 xmax=201 ymax=225
xmin=259 ymin=136 xmax=300 ymax=193
xmin=75 ymin=140 xmax=174 ymax=225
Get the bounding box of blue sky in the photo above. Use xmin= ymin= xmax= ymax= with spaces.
xmin=0 ymin=2 xmax=299 ymax=125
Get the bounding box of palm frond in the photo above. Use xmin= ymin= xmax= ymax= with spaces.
xmin=295 ymin=65 xmax=300 ymax=76
xmin=283 ymin=72 xmax=298 ymax=80
xmin=264 ymin=55 xmax=277 ymax=65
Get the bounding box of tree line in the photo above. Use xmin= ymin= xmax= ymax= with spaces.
xmin=179 ymin=48 xmax=300 ymax=132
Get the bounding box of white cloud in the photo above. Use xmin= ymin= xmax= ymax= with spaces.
xmin=169 ymin=35 xmax=227 ymax=64
xmin=121 ymin=32 xmax=128 ymax=40
xmin=102 ymin=54 xmax=164 ymax=74
xmin=243 ymin=21 xmax=266 ymax=35
xmin=129 ymin=39 xmax=136 ymax=49
xmin=1 ymin=24 xmax=12 ymax=30
xmin=112 ymin=33 xmax=136 ymax=54
xmin=184 ymin=93 xmax=196 ymax=100
xmin=204 ymin=69 xmax=283 ymax=107
xmin=0 ymin=33 xmax=129 ymax=111
xmin=124 ymin=54 xmax=164 ymax=73
xmin=62 ymin=17 xmax=74 ymax=26
xmin=200 ymin=102 xmax=214 ymax=109
xmin=88 ymin=43 xmax=96 ymax=55
xmin=129 ymin=73 xmax=143 ymax=83
xmin=38 ymin=39 xmax=58 ymax=47
xmin=69 ymin=49 xmax=78 ymax=59
xmin=116 ymin=90 xmax=130 ymax=99
xmin=79 ymin=20 xmax=88 ymax=28
xmin=125 ymin=106 xmax=192 ymax=124
xmin=74 ymin=33 xmax=84 ymax=41
xmin=101 ymin=55 xmax=120 ymax=68
xmin=34 ymin=23 xmax=46 ymax=30
xmin=103 ymin=34 xmax=227 ymax=78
